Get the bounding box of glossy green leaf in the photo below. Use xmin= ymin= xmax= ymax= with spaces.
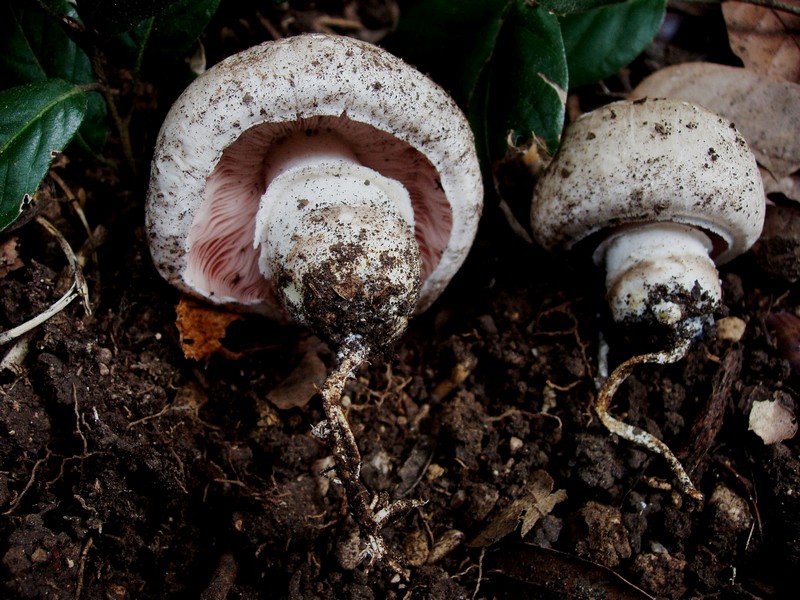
xmin=137 ymin=0 xmax=221 ymax=60
xmin=1 ymin=0 xmax=86 ymax=85
xmin=538 ymin=0 xmax=627 ymax=15
xmin=387 ymin=0 xmax=567 ymax=161
xmin=485 ymin=1 xmax=568 ymax=158
xmin=384 ymin=0 xmax=509 ymax=107
xmin=76 ymin=0 xmax=178 ymax=34
xmin=0 ymin=0 xmax=107 ymax=150
xmin=0 ymin=80 xmax=87 ymax=231
xmin=109 ymin=0 xmax=220 ymax=82
xmin=560 ymin=0 xmax=666 ymax=88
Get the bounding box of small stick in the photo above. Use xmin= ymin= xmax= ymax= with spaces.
xmin=200 ymin=552 xmax=238 ymax=600
xmin=0 ymin=284 xmax=79 ymax=346
xmin=0 ymin=334 xmax=31 ymax=374
xmin=595 ymin=339 xmax=705 ymax=502
xmin=36 ymin=215 xmax=91 ymax=315
xmin=0 ymin=215 xmax=97 ymax=346
xmin=0 ymin=216 xmax=93 ymax=346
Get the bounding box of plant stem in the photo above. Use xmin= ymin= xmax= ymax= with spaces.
xmin=89 ymin=50 xmax=137 ymax=175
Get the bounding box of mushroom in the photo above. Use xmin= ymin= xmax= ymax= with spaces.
xmin=532 ymin=98 xmax=764 ymax=343
xmin=145 ymin=34 xmax=482 ymax=565
xmin=531 ymin=98 xmax=765 ymax=500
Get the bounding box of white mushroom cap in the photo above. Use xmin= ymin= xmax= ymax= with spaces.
xmin=146 ymin=33 xmax=482 ymax=322
xmin=531 ymin=98 xmax=764 ymax=264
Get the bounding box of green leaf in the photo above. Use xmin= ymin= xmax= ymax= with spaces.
xmin=538 ymin=0 xmax=627 ymax=15
xmin=384 ymin=0 xmax=509 ymax=107
xmin=484 ymin=1 xmax=568 ymax=158
xmin=112 ymin=0 xmax=221 ymax=79
xmin=1 ymin=0 xmax=84 ymax=85
xmin=134 ymin=0 xmax=222 ymax=61
xmin=0 ymin=80 xmax=87 ymax=231
xmin=76 ymin=0 xmax=179 ymax=34
xmin=560 ymin=0 xmax=666 ymax=88
xmin=0 ymin=0 xmax=107 ymax=151
xmin=387 ymin=0 xmax=566 ymax=160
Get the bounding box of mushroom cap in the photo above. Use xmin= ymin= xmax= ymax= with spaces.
xmin=531 ymin=98 xmax=765 ymax=265
xmin=146 ymin=33 xmax=482 ymax=320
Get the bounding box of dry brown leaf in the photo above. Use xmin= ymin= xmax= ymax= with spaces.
xmin=175 ymin=295 xmax=243 ymax=360
xmin=0 ymin=237 xmax=24 ymax=278
xmin=266 ymin=340 xmax=328 ymax=409
xmin=749 ymin=398 xmax=798 ymax=444
xmin=468 ymin=470 xmax=567 ymax=547
xmin=722 ymin=1 xmax=800 ymax=83
xmin=631 ymin=62 xmax=800 ymax=179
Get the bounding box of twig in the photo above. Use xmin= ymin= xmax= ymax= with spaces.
xmin=200 ymin=552 xmax=238 ymax=600
xmin=49 ymin=170 xmax=103 ymax=286
xmin=36 ymin=216 xmax=91 ymax=315
xmin=682 ymin=346 xmax=742 ymax=471
xmin=0 ymin=217 xmax=92 ymax=346
xmin=0 ymin=284 xmax=79 ymax=346
xmin=0 ymin=334 xmax=31 ymax=374
xmin=90 ymin=51 xmax=137 ymax=175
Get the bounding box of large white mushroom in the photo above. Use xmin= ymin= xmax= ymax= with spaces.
xmin=147 ymin=33 xmax=482 ymax=348
xmin=145 ymin=33 xmax=482 ymax=566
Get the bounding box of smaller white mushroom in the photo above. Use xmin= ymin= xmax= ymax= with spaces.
xmin=531 ymin=98 xmax=766 ymax=501
xmin=532 ymin=98 xmax=765 ymax=343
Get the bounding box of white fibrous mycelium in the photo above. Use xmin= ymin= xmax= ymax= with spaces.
xmin=531 ymin=98 xmax=765 ymax=501
xmin=145 ymin=34 xmax=483 ymax=567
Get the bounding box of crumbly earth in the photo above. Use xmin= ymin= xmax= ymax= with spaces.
xmin=1 ymin=4 xmax=798 ymax=599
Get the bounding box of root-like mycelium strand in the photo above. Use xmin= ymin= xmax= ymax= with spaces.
xmin=595 ymin=339 xmax=705 ymax=503
xmin=315 ymin=343 xmax=425 ymax=572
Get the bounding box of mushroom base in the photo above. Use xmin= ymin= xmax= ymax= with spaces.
xmin=257 ymin=160 xmax=422 ymax=352
xmin=596 ymin=222 xmax=721 ymax=344
xmin=274 ymin=225 xmax=421 ymax=352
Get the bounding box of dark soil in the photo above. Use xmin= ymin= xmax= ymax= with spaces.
xmin=1 ymin=3 xmax=798 ymax=599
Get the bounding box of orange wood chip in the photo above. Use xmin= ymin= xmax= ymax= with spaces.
xmin=175 ymin=295 xmax=243 ymax=360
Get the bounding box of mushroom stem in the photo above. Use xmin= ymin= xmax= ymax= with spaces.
xmin=255 ymin=135 xmax=421 ymax=350
xmin=595 ymin=222 xmax=720 ymax=337
xmin=262 ymin=132 xmax=361 ymax=180
xmin=595 ymin=339 xmax=705 ymax=502
xmin=255 ymin=132 xmax=424 ymax=571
